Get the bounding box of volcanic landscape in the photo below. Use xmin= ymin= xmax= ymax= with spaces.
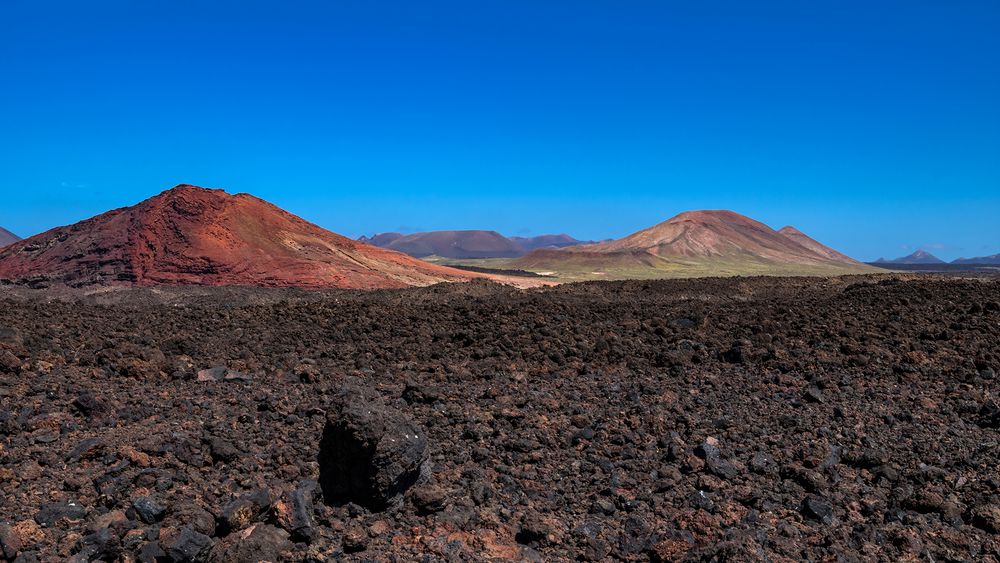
xmin=0 ymin=275 xmax=998 ymax=561
xmin=1 ymin=187 xmax=999 ymax=562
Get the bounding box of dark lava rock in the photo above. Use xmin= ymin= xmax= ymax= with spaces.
xmin=402 ymin=381 xmax=441 ymax=405
xmin=979 ymin=401 xmax=1000 ymax=429
xmin=970 ymin=503 xmax=1000 ymax=533
xmin=159 ymin=527 xmax=214 ymax=562
xmin=0 ymin=350 xmax=20 ymax=374
xmin=410 ymin=484 xmax=449 ymax=515
xmin=196 ymin=366 xmax=251 ymax=382
xmin=72 ymin=527 xmax=122 ymax=562
xmin=137 ymin=541 xmax=167 ymax=562
xmin=73 ymin=392 xmax=109 ymax=418
xmin=318 ymin=382 xmax=429 ymax=511
xmin=219 ymin=489 xmax=272 ymax=534
xmin=694 ymin=438 xmax=738 ymax=480
xmin=204 ymin=436 xmax=240 ymax=463
xmin=66 ymin=437 xmax=103 ymax=463
xmin=34 ymin=501 xmax=87 ymax=527
xmin=131 ymin=497 xmax=166 ymax=524
xmin=207 ymin=524 xmax=292 ymax=562
xmin=801 ymin=495 xmax=834 ymax=524
xmin=0 ymin=523 xmax=21 ymax=560
xmin=274 ymin=482 xmax=317 ymax=543
xmin=591 ymin=498 xmax=617 ymax=515
xmin=2 ymin=276 xmax=1000 ymax=561
xmin=342 ymin=524 xmax=369 ymax=553
xmin=167 ymin=504 xmax=217 ymax=538
xmin=750 ymin=451 xmax=778 ymax=474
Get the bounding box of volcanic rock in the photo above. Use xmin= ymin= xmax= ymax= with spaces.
xmin=34 ymin=502 xmax=87 ymax=528
xmin=0 ymin=524 xmax=21 ymax=560
xmin=130 ymin=498 xmax=165 ymax=524
xmin=801 ymin=495 xmax=834 ymax=524
xmin=0 ymin=185 xmax=476 ymax=288
xmin=218 ymin=489 xmax=272 ymax=534
xmin=207 ymin=523 xmax=291 ymax=562
xmin=318 ymin=383 xmax=429 ymax=511
xmin=273 ymin=482 xmax=317 ymax=542
xmin=0 ymin=275 xmax=998 ymax=560
xmin=159 ymin=527 xmax=214 ymax=562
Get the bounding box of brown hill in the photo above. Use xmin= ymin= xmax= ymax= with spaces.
xmin=586 ymin=210 xmax=835 ymax=262
xmin=0 ymin=185 xmax=478 ymax=289
xmin=512 ymin=210 xmax=877 ymax=279
xmin=0 ymin=227 xmax=19 ymax=248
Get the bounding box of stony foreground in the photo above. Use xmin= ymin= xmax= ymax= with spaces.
xmin=0 ymin=275 xmax=999 ymax=561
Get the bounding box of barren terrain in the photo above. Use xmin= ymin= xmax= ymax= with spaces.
xmin=1 ymin=275 xmax=999 ymax=561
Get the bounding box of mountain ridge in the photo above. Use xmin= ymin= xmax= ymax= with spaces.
xmin=0 ymin=227 xmax=19 ymax=248
xmin=874 ymin=250 xmax=945 ymax=265
xmin=359 ymin=230 xmax=594 ymax=258
xmin=510 ymin=209 xmax=875 ymax=279
xmin=0 ymin=185 xmax=479 ymax=289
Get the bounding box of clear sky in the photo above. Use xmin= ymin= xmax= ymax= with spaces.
xmin=2 ymin=1 xmax=998 ymax=261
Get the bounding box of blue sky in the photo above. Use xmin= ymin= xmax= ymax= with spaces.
xmin=1 ymin=1 xmax=998 ymax=261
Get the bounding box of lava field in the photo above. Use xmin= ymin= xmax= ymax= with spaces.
xmin=1 ymin=275 xmax=999 ymax=561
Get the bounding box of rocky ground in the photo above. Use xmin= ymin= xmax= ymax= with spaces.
xmin=0 ymin=275 xmax=999 ymax=561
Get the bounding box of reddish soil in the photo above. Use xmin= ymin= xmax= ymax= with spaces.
xmin=0 ymin=186 xmax=476 ymax=289
xmin=1 ymin=275 xmax=999 ymax=561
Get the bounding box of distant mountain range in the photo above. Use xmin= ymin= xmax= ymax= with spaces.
xmin=875 ymin=250 xmax=945 ymax=265
xmin=0 ymin=227 xmax=19 ymax=248
xmin=358 ymin=231 xmax=595 ymax=259
xmin=874 ymin=249 xmax=1000 ymax=266
xmin=952 ymin=253 xmax=1000 ymax=265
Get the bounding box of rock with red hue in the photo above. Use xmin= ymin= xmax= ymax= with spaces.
xmin=0 ymin=184 xmax=477 ymax=289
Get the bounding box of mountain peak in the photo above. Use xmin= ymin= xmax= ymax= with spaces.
xmin=585 ymin=209 xmax=847 ymax=264
xmin=876 ymin=249 xmax=945 ymax=264
xmin=668 ymin=209 xmax=765 ymax=227
xmin=0 ymin=185 xmax=476 ymax=288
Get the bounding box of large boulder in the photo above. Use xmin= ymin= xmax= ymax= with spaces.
xmin=318 ymin=382 xmax=429 ymax=511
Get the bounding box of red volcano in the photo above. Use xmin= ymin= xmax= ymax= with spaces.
xmin=0 ymin=185 xmax=477 ymax=289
